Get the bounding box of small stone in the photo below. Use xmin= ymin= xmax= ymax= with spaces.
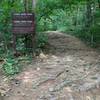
xmin=49 ymin=88 xmax=54 ymax=92
xmin=37 ymin=67 xmax=40 ymax=71
xmin=22 ymin=93 xmax=26 ymax=96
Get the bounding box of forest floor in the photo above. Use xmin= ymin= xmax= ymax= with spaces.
xmin=0 ymin=31 xmax=100 ymax=100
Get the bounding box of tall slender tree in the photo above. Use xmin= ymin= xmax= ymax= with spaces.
xmin=86 ymin=0 xmax=92 ymax=27
xmin=98 ymin=0 xmax=100 ymax=8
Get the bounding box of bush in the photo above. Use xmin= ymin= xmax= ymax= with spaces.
xmin=3 ymin=58 xmax=19 ymax=75
xmin=36 ymin=32 xmax=48 ymax=49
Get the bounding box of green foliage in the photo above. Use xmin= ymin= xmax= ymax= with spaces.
xmin=87 ymin=9 xmax=100 ymax=46
xmin=3 ymin=58 xmax=19 ymax=75
xmin=36 ymin=32 xmax=48 ymax=49
xmin=75 ymin=8 xmax=100 ymax=47
xmin=0 ymin=0 xmax=99 ymax=57
xmin=36 ymin=0 xmax=87 ymax=32
xmin=36 ymin=0 xmax=100 ymax=47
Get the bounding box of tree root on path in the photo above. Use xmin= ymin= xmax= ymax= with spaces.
xmin=51 ymin=61 xmax=100 ymax=92
xmin=32 ymin=59 xmax=100 ymax=92
xmin=33 ymin=76 xmax=56 ymax=89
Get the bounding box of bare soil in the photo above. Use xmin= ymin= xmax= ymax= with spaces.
xmin=0 ymin=31 xmax=100 ymax=100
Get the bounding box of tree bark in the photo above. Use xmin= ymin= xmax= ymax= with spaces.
xmin=32 ymin=0 xmax=37 ymax=9
xmin=24 ymin=0 xmax=28 ymax=12
xmin=86 ymin=0 xmax=92 ymax=27
xmin=98 ymin=0 xmax=100 ymax=8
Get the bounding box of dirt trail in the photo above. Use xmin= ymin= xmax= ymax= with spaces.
xmin=1 ymin=31 xmax=100 ymax=100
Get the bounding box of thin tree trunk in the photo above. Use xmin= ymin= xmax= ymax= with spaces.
xmin=86 ymin=0 xmax=92 ymax=27
xmin=24 ymin=0 xmax=28 ymax=12
xmin=32 ymin=0 xmax=37 ymax=9
xmin=98 ymin=0 xmax=100 ymax=8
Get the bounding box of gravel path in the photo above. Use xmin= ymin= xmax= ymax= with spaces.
xmin=0 ymin=31 xmax=100 ymax=100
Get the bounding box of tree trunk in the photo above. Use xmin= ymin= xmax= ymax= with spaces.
xmin=86 ymin=0 xmax=92 ymax=27
xmin=32 ymin=0 xmax=37 ymax=9
xmin=98 ymin=0 xmax=100 ymax=8
xmin=24 ymin=0 xmax=28 ymax=12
